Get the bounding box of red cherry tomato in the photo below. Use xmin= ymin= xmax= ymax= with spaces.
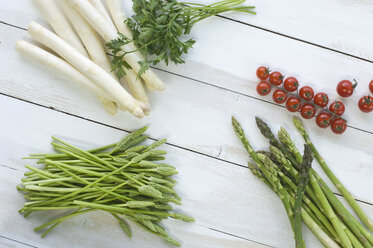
xmin=299 ymin=86 xmax=314 ymax=101
xmin=316 ymin=112 xmax=332 ymax=128
xmin=286 ymin=97 xmax=301 ymax=112
xmin=337 ymin=80 xmax=357 ymax=98
xmin=314 ymin=92 xmax=329 ymax=107
xmin=329 ymin=101 xmax=345 ymax=116
xmin=358 ymin=96 xmax=373 ymax=113
xmin=283 ymin=77 xmax=299 ymax=92
xmin=369 ymin=80 xmax=373 ymax=94
xmin=331 ymin=118 xmax=347 ymax=134
xmin=272 ymin=89 xmax=288 ymax=104
xmin=269 ymin=71 xmax=284 ymax=86
xmin=300 ymin=104 xmax=316 ymax=119
xmin=256 ymin=81 xmax=271 ymax=96
xmin=256 ymin=66 xmax=270 ymax=80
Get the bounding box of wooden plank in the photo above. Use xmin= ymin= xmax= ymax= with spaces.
xmin=0 ymin=94 xmax=372 ymax=248
xmin=3 ymin=0 xmax=373 ymax=65
xmin=0 ymin=94 xmax=332 ymax=248
xmin=1 ymin=1 xmax=373 ymax=134
xmin=1 ymin=23 xmax=373 ymax=205
xmin=211 ymin=0 xmax=373 ymax=61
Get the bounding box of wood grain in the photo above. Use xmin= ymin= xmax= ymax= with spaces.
xmin=1 ymin=1 xmax=373 ymax=133
xmin=1 ymin=1 xmax=373 ymax=247
xmin=0 ymin=95 xmax=340 ymax=248
xmin=1 ymin=23 xmax=373 ymax=205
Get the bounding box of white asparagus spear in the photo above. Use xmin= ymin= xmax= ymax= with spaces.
xmin=15 ymin=40 xmax=118 ymax=115
xmin=104 ymin=0 xmax=149 ymax=104
xmin=69 ymin=0 xmax=165 ymax=91
xmin=33 ymin=0 xmax=88 ymax=58
xmin=28 ymin=21 xmax=144 ymax=118
xmin=88 ymin=0 xmax=149 ymax=105
xmin=88 ymin=0 xmax=117 ymax=32
xmin=106 ymin=0 xmax=133 ymax=39
xmin=105 ymin=0 xmax=141 ymax=54
xmin=59 ymin=0 xmax=149 ymax=112
xmin=59 ymin=0 xmax=115 ymax=78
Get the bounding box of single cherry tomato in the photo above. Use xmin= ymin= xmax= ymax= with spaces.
xmin=283 ymin=77 xmax=299 ymax=92
xmin=358 ymin=96 xmax=373 ymax=113
xmin=329 ymin=101 xmax=345 ymax=116
xmin=299 ymin=86 xmax=314 ymax=101
xmin=256 ymin=66 xmax=270 ymax=80
xmin=316 ymin=112 xmax=332 ymax=128
xmin=269 ymin=71 xmax=284 ymax=86
xmin=314 ymin=92 xmax=329 ymax=107
xmin=256 ymin=81 xmax=271 ymax=96
xmin=337 ymin=80 xmax=357 ymax=97
xmin=272 ymin=89 xmax=288 ymax=104
xmin=286 ymin=97 xmax=302 ymax=112
xmin=300 ymin=104 xmax=316 ymax=119
xmin=369 ymin=80 xmax=373 ymax=94
xmin=331 ymin=118 xmax=347 ymax=134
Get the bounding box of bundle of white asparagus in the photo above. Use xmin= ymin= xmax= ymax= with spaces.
xmin=15 ymin=0 xmax=165 ymax=118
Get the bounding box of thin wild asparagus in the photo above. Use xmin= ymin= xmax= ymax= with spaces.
xmin=19 ymin=127 xmax=193 ymax=247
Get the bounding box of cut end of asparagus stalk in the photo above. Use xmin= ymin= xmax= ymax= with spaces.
xmin=131 ymin=106 xmax=145 ymax=118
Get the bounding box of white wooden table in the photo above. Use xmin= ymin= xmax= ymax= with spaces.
xmin=1 ymin=1 xmax=373 ymax=247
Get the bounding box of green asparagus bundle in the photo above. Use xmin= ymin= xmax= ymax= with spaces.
xmin=232 ymin=116 xmax=373 ymax=248
xmin=18 ymin=127 xmax=194 ymax=247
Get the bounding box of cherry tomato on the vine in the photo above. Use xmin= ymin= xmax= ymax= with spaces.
xmin=358 ymin=96 xmax=373 ymax=113
xmin=299 ymin=86 xmax=314 ymax=101
xmin=314 ymin=92 xmax=329 ymax=107
xmin=256 ymin=66 xmax=270 ymax=80
xmin=331 ymin=118 xmax=347 ymax=134
xmin=369 ymin=80 xmax=373 ymax=94
xmin=272 ymin=89 xmax=288 ymax=104
xmin=316 ymin=112 xmax=332 ymax=128
xmin=329 ymin=101 xmax=345 ymax=116
xmin=337 ymin=80 xmax=357 ymax=98
xmin=300 ymin=104 xmax=316 ymax=119
xmin=269 ymin=71 xmax=284 ymax=86
xmin=286 ymin=97 xmax=302 ymax=112
xmin=283 ymin=77 xmax=299 ymax=92
xmin=256 ymin=81 xmax=271 ymax=96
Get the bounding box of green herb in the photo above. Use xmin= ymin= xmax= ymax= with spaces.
xmin=19 ymin=128 xmax=193 ymax=247
xmin=107 ymin=0 xmax=255 ymax=78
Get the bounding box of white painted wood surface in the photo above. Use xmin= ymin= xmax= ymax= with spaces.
xmin=0 ymin=1 xmax=372 ymax=248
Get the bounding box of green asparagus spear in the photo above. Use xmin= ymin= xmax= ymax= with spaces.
xmin=293 ymin=117 xmax=373 ymax=233
xmin=233 ymin=116 xmax=340 ymax=248
xmin=255 ymin=117 xmax=299 ymax=167
xmin=294 ymin=145 xmax=313 ymax=248
xmin=277 ymin=126 xmax=373 ymax=247
xmin=310 ymin=173 xmax=352 ymax=248
xmin=233 ymin=117 xmax=295 ymax=231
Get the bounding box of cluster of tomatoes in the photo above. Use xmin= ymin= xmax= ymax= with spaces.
xmin=256 ymin=66 xmax=349 ymax=134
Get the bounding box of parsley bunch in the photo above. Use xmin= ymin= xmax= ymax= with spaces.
xmin=107 ymin=0 xmax=255 ymax=78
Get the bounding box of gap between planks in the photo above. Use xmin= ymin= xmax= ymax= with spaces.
xmin=0 ymin=235 xmax=37 ymax=248
xmin=1 ymin=91 xmax=373 ymax=210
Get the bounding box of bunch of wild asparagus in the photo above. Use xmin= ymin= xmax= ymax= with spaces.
xmin=18 ymin=127 xmax=193 ymax=247
xmin=232 ymin=116 xmax=373 ymax=248
xmin=16 ymin=0 xmax=164 ymax=118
